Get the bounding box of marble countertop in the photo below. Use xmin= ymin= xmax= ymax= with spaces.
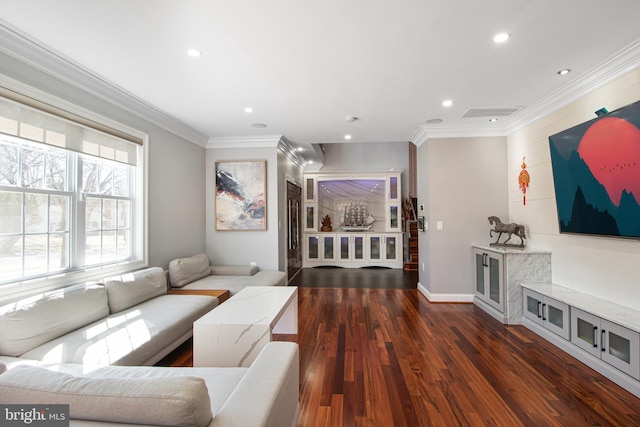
xmin=522 ymin=282 xmax=640 ymax=333
xmin=473 ymin=244 xmax=551 ymax=254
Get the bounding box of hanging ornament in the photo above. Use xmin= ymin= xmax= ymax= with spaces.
xmin=518 ymin=156 xmax=530 ymax=205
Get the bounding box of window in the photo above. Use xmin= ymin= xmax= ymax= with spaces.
xmin=0 ymin=91 xmax=145 ymax=295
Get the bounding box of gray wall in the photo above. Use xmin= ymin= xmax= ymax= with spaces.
xmin=319 ymin=141 xmax=410 ymax=200
xmin=0 ymin=52 xmax=207 ymax=270
xmin=206 ymin=146 xmax=282 ymax=270
xmin=417 ymin=136 xmax=508 ymax=299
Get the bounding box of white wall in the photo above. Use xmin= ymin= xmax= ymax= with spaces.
xmin=417 ymin=136 xmax=508 ymax=299
xmin=206 ymin=147 xmax=281 ymax=270
xmin=507 ymin=67 xmax=640 ymax=309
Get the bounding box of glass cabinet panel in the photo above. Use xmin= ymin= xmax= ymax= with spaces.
xmin=305 ymin=177 xmax=315 ymax=201
xmin=526 ymin=294 xmax=541 ymax=318
xmin=388 ymin=175 xmax=399 ymax=201
xmin=547 ymin=305 xmax=564 ymax=330
xmin=307 ymin=236 xmax=319 ymax=259
xmin=353 ymin=236 xmax=364 ymax=260
xmin=577 ymin=317 xmax=596 ymax=347
xmin=306 ymin=205 xmax=315 ymax=230
xmin=369 ymin=236 xmax=381 ymax=260
xmin=390 ymin=205 xmax=399 ymax=229
xmin=489 ymin=257 xmax=501 ymax=305
xmin=385 ymin=236 xmax=397 ymax=260
xmin=475 ymin=253 xmax=485 ymax=295
xmin=339 ymin=235 xmax=350 ymax=260
xmin=323 ymin=236 xmax=334 ymax=259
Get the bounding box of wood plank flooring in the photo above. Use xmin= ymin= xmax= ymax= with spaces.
xmin=159 ymin=270 xmax=640 ymax=426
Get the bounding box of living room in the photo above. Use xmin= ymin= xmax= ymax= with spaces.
xmin=1 ymin=2 xmax=640 ymax=426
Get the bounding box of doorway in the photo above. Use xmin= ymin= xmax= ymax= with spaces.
xmin=287 ymin=180 xmax=302 ymax=281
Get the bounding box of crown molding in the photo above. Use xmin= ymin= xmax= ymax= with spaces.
xmin=412 ymin=37 xmax=640 ymax=142
xmin=504 ymin=36 xmax=640 ymax=135
xmin=0 ymin=19 xmax=209 ymax=146
xmin=207 ymin=135 xmax=284 ymax=149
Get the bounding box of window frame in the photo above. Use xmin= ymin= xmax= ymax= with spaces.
xmin=0 ymin=89 xmax=148 ymax=303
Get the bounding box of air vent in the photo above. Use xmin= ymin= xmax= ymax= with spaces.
xmin=462 ymin=107 xmax=521 ymax=118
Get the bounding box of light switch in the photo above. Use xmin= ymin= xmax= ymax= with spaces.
xmin=436 ymin=221 xmax=444 ymax=230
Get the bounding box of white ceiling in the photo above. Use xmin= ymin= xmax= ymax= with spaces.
xmin=1 ymin=0 xmax=640 ymax=166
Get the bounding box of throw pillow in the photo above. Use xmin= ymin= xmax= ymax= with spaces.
xmin=0 ymin=365 xmax=213 ymax=427
xmin=104 ymin=267 xmax=167 ymax=313
xmin=169 ymin=253 xmax=211 ymax=287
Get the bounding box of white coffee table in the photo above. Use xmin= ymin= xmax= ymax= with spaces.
xmin=193 ymin=286 xmax=298 ymax=367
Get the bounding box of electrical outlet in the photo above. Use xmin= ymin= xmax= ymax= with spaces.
xmin=422 ymin=263 xmax=425 ymax=271
xmin=250 ymin=261 xmax=257 ymax=267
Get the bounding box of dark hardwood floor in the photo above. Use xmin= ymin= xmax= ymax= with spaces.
xmin=290 ymin=266 xmax=418 ymax=289
xmin=159 ymin=269 xmax=640 ymax=426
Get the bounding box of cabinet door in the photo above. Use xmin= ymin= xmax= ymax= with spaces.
xmin=368 ymin=235 xmax=382 ymax=260
xmin=601 ymin=319 xmax=640 ymax=380
xmin=338 ymin=234 xmax=351 ymax=261
xmin=473 ymin=249 xmax=504 ymax=312
xmin=523 ymin=289 xmax=544 ymax=326
xmin=487 ymin=254 xmax=503 ymax=310
xmin=322 ymin=235 xmax=335 ymax=260
xmin=475 ymin=251 xmax=486 ymax=296
xmin=387 ymin=174 xmax=400 ymax=202
xmin=306 ymin=235 xmax=319 ymax=260
xmin=571 ymin=308 xmax=601 ymax=358
xmin=353 ymin=235 xmax=365 ymax=261
xmin=384 ymin=235 xmax=398 ymax=261
xmin=544 ymin=298 xmax=571 ymax=340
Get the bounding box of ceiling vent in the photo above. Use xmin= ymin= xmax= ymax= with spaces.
xmin=461 ymin=107 xmax=521 ymax=118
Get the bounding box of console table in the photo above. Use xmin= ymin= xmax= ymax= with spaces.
xmin=193 ymin=286 xmax=298 ymax=367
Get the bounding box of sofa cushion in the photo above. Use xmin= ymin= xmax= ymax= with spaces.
xmin=104 ymin=267 xmax=167 ymax=313
xmin=21 ymin=294 xmax=218 ymax=366
xmin=210 ymin=265 xmax=258 ymax=276
xmin=0 ymin=283 xmax=108 ymax=357
xmin=0 ymin=365 xmax=212 ymax=427
xmin=169 ymin=253 xmax=212 ymax=287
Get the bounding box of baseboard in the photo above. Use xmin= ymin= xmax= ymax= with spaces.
xmin=417 ymin=282 xmax=474 ymax=303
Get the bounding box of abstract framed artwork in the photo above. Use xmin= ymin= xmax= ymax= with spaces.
xmin=215 ymin=160 xmax=267 ymax=231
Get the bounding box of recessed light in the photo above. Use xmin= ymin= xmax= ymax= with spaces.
xmin=557 ymin=68 xmax=571 ymax=75
xmin=187 ymin=49 xmax=202 ymax=57
xmin=442 ymin=99 xmax=453 ymax=107
xmin=251 ymin=123 xmax=267 ymax=128
xmin=344 ymin=134 xmax=352 ymax=140
xmin=493 ymin=33 xmax=511 ymax=43
xmin=489 ymin=118 xmax=498 ymax=122
xmin=425 ymin=118 xmax=443 ymax=124
xmin=244 ymin=107 xmax=253 ymax=113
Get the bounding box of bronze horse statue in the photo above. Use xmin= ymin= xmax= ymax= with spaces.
xmin=488 ymin=216 xmax=526 ymax=246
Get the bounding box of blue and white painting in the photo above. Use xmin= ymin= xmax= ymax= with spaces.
xmin=215 ymin=160 xmax=266 ymax=230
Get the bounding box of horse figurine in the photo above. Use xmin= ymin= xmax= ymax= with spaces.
xmin=488 ymin=216 xmax=526 ymax=246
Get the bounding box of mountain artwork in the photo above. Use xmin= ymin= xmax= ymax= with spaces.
xmin=549 ymin=100 xmax=640 ymax=239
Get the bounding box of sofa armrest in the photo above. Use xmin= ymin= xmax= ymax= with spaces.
xmin=210 ymin=265 xmax=258 ymax=276
xmin=211 ymin=342 xmax=299 ymax=427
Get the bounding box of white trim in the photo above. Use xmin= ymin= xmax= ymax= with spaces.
xmin=0 ymin=19 xmax=208 ymax=147
xmin=207 ymin=135 xmax=283 ymax=149
xmin=418 ymin=282 xmax=474 ymax=303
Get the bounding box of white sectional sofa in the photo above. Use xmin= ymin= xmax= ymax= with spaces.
xmin=168 ymin=253 xmax=287 ymax=295
xmin=0 ymin=265 xmax=301 ymax=427
xmin=0 ymin=267 xmax=218 ymax=366
xmin=0 ymin=341 xmax=300 ymax=427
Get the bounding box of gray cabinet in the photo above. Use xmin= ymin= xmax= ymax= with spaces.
xmin=523 ymin=288 xmax=570 ymax=340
